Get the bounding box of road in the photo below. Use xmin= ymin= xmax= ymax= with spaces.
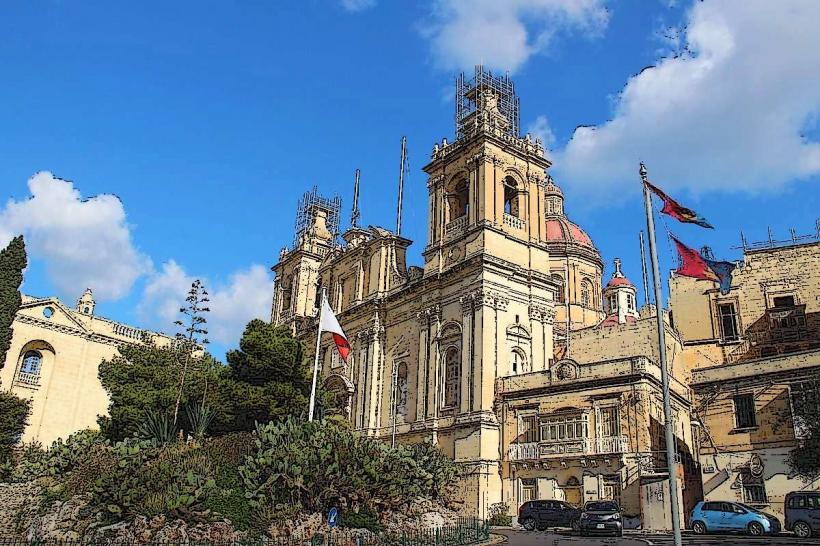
xmin=495 ymin=528 xmax=820 ymax=546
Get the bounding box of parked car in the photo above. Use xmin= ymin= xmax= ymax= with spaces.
xmin=690 ymin=501 xmax=781 ymax=536
xmin=578 ymin=500 xmax=623 ymax=537
xmin=518 ymin=500 xmax=581 ymax=531
xmin=785 ymin=491 xmax=820 ymax=538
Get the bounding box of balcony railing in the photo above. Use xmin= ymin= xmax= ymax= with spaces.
xmin=596 ymin=435 xmax=629 ymax=454
xmin=15 ymin=371 xmax=40 ymax=387
xmin=503 ymin=213 xmax=525 ymax=230
xmin=509 ymin=442 xmax=539 ymax=461
xmin=508 ymin=436 xmax=629 ymax=461
xmin=445 ymin=215 xmax=468 ymax=236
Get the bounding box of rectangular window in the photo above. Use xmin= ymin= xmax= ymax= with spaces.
xmin=521 ymin=479 xmax=536 ymax=503
xmin=520 ymin=414 xmax=539 ymax=443
xmin=598 ymin=407 xmax=620 ymax=437
xmin=772 ymin=295 xmax=795 ymax=308
xmin=718 ymin=303 xmax=740 ymax=342
xmin=540 ymin=413 xmax=588 ymax=441
xmin=733 ymin=394 xmax=757 ymax=428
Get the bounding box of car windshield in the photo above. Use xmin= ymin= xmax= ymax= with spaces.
xmin=586 ymin=501 xmax=618 ymax=512
xmin=737 ymin=503 xmax=763 ymax=514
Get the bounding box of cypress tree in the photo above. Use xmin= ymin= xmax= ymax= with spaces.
xmin=0 ymin=235 xmax=27 ymax=368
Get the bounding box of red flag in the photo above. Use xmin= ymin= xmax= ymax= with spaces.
xmin=671 ymin=236 xmax=736 ymax=295
xmin=645 ymin=180 xmax=713 ymax=229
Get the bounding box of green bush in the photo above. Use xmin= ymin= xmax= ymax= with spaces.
xmin=11 ymin=430 xmax=102 ymax=482
xmin=488 ymin=502 xmax=512 ymax=527
xmin=340 ymin=505 xmax=382 ymax=533
xmin=239 ymin=417 xmax=460 ymax=515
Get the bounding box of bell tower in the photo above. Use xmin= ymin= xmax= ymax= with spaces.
xmin=271 ymin=187 xmax=341 ymax=329
xmin=423 ymin=66 xmax=553 ymax=274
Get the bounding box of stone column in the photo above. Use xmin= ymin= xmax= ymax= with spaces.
xmin=460 ymin=295 xmax=473 ymax=414
xmin=415 ymin=311 xmax=429 ymax=423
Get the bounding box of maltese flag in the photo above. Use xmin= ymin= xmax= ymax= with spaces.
xmin=319 ymin=295 xmax=351 ymax=361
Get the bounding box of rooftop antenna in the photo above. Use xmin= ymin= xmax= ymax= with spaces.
xmin=396 ymin=136 xmax=407 ymax=235
xmin=351 ymin=169 xmax=361 ymax=228
xmin=639 ymin=231 xmax=651 ymax=306
xmin=740 ymin=230 xmax=748 ymax=251
xmin=768 ymin=226 xmax=774 ymax=247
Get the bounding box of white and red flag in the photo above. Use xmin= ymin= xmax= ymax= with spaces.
xmin=318 ymin=295 xmax=350 ymax=361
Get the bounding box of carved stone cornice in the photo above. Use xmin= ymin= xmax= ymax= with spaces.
xmin=528 ymin=304 xmax=556 ymax=324
xmin=416 ymin=304 xmax=441 ymax=325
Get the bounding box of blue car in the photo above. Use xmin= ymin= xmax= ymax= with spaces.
xmin=690 ymin=501 xmax=781 ymax=536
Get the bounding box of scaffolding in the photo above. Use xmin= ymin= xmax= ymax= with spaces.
xmin=293 ymin=186 xmax=342 ymax=248
xmin=455 ymin=65 xmax=520 ymax=140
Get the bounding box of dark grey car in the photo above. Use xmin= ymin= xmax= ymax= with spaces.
xmin=579 ymin=500 xmax=623 ymax=537
xmin=518 ymin=500 xmax=581 ymax=531
xmin=785 ymin=491 xmax=820 ymax=538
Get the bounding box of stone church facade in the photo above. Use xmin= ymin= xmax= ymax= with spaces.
xmin=271 ymin=69 xmax=616 ymax=518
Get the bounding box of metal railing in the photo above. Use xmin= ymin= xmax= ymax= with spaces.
xmin=0 ymin=518 xmax=490 ymax=546
xmin=508 ymin=436 xmax=629 ymax=461
xmin=14 ymin=371 xmax=40 ymax=387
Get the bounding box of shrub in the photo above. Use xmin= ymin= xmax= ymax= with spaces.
xmin=239 ymin=417 xmax=460 ymax=515
xmin=9 ymin=430 xmax=102 ymax=483
xmin=488 ymin=502 xmax=512 ymax=527
xmin=340 ymin=505 xmax=382 ymax=533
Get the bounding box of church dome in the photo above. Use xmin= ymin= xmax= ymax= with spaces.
xmin=545 ymin=216 xmax=596 ymax=249
xmin=606 ymin=275 xmax=634 ymax=288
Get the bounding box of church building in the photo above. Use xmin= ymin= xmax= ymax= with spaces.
xmin=270 ymin=67 xmax=694 ymax=522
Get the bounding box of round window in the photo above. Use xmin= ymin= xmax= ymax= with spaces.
xmin=43 ymin=307 xmax=55 ymax=319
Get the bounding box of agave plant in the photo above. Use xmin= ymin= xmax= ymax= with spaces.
xmin=185 ymin=401 xmax=215 ymax=441
xmin=138 ymin=409 xmax=176 ymax=444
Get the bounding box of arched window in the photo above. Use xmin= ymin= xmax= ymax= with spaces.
xmin=447 ymin=179 xmax=469 ymax=220
xmin=552 ymin=274 xmax=565 ymax=304
xmin=581 ymin=280 xmax=593 ymax=308
xmin=444 ymin=347 xmax=461 ymax=409
xmin=503 ymin=177 xmax=520 ymax=217
xmin=281 ymin=275 xmax=293 ymax=311
xmin=21 ymin=350 xmax=42 ymax=375
xmin=510 ymin=348 xmax=527 ymax=375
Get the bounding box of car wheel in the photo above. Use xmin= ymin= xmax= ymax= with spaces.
xmin=522 ymin=517 xmax=536 ymax=531
xmin=748 ymin=521 xmax=765 ymax=536
xmin=794 ymin=521 xmax=812 ymax=538
xmin=692 ymin=521 xmax=707 ymax=535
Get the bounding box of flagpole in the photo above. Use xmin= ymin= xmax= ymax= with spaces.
xmin=308 ymin=288 xmax=327 ymax=422
xmin=641 ymin=163 xmax=683 ymax=546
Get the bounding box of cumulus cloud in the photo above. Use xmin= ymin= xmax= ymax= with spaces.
xmin=422 ymin=0 xmax=610 ymax=73
xmin=527 ymin=115 xmax=557 ymax=159
xmin=139 ymin=260 xmax=274 ymax=347
xmin=0 ymin=172 xmax=151 ymax=301
xmin=552 ymin=0 xmax=820 ymax=201
xmin=340 ymin=0 xmax=376 ymax=12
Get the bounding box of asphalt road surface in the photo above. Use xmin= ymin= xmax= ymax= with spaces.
xmin=496 ymin=528 xmax=820 ymax=546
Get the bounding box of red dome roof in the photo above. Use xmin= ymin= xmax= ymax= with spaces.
xmin=545 ymin=217 xmax=595 ymax=248
xmin=606 ymin=276 xmax=634 ymax=289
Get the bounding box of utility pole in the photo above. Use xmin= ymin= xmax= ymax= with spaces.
xmin=641 ymin=163 xmax=683 ymax=546
xmin=396 ymin=136 xmax=407 ymax=235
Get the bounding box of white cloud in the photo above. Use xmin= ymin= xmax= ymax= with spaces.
xmin=552 ymin=0 xmax=820 ymax=201
xmin=341 ymin=0 xmax=376 ymax=12
xmin=422 ymin=0 xmax=610 ymax=73
xmin=0 ymin=172 xmax=151 ymax=301
xmin=527 ymin=115 xmax=556 ymax=159
xmin=139 ymin=261 xmax=274 ymax=347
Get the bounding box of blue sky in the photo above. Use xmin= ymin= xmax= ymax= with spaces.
xmin=2 ymin=1 xmax=819 ymax=359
